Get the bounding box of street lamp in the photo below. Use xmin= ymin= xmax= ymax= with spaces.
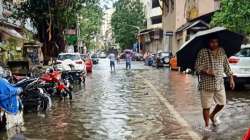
xmin=126 ymin=25 xmax=141 ymax=53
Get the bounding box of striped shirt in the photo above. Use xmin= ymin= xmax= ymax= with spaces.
xmin=195 ymin=48 xmax=233 ymax=91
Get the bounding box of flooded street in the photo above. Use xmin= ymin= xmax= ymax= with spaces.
xmin=1 ymin=59 xmax=250 ymax=140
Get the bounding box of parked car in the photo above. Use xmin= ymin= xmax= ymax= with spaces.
xmin=226 ymin=46 xmax=250 ymax=87
xmin=91 ymin=54 xmax=99 ymax=64
xmin=57 ymin=53 xmax=86 ymax=72
xmin=56 ymin=53 xmax=86 ymax=84
xmin=152 ymin=52 xmax=172 ymax=67
xmin=159 ymin=52 xmax=172 ymax=64
xmin=99 ymin=52 xmax=107 ymax=58
xmin=80 ymin=54 xmax=93 ymax=73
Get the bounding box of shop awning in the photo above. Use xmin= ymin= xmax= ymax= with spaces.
xmin=0 ymin=27 xmax=24 ymax=39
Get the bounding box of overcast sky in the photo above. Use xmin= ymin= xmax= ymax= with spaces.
xmin=100 ymin=0 xmax=116 ymax=10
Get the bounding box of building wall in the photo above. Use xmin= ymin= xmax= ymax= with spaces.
xmin=198 ymin=0 xmax=219 ymax=16
xmin=145 ymin=39 xmax=163 ymax=53
xmin=140 ymin=0 xmax=165 ymax=53
xmin=162 ymin=0 xmax=219 ymax=54
xmin=100 ymin=8 xmax=115 ymax=49
xmin=141 ymin=0 xmax=162 ymax=29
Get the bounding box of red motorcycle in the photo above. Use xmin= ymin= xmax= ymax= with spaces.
xmin=40 ymin=69 xmax=72 ymax=100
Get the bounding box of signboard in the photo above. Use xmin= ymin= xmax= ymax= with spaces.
xmin=64 ymin=29 xmax=76 ymax=35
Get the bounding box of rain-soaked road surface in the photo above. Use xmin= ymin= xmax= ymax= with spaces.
xmin=1 ymin=59 xmax=250 ymax=140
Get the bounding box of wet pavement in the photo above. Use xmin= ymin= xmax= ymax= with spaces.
xmin=1 ymin=59 xmax=250 ymax=140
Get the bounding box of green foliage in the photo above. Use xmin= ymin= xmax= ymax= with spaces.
xmin=79 ymin=2 xmax=103 ymax=48
xmin=14 ymin=0 xmax=101 ymax=57
xmin=111 ymin=0 xmax=145 ymax=49
xmin=211 ymin=0 xmax=250 ymax=35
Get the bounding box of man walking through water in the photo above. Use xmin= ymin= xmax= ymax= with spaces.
xmin=195 ymin=36 xmax=235 ymax=131
xmin=108 ymin=52 xmax=116 ymax=72
xmin=125 ymin=52 xmax=132 ymax=70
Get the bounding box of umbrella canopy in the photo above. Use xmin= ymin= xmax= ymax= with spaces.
xmin=124 ymin=49 xmax=133 ymax=53
xmin=177 ymin=27 xmax=243 ymax=70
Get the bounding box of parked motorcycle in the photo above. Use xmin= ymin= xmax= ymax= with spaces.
xmin=41 ymin=69 xmax=72 ymax=100
xmin=15 ymin=78 xmax=52 ymax=112
xmin=54 ymin=61 xmax=86 ymax=84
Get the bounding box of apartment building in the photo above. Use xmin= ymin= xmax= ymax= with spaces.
xmin=139 ymin=0 xmax=165 ymax=53
xmin=162 ymin=0 xmax=220 ymax=54
xmin=100 ymin=8 xmax=116 ymax=49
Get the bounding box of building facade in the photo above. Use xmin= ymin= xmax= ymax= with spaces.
xmin=139 ymin=0 xmax=165 ymax=54
xmin=0 ymin=0 xmax=37 ymax=64
xmin=100 ymin=8 xmax=117 ymax=50
xmin=162 ymin=0 xmax=220 ymax=54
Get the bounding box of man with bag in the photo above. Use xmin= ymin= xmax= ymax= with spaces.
xmin=195 ymin=36 xmax=235 ymax=131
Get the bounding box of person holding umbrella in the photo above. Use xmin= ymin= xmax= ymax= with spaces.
xmin=195 ymin=36 xmax=235 ymax=130
xmin=177 ymin=27 xmax=243 ymax=130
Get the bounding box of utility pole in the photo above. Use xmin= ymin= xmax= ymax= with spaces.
xmin=77 ymin=15 xmax=83 ymax=53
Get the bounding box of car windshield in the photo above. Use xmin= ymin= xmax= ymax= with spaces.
xmin=91 ymin=54 xmax=97 ymax=58
xmin=58 ymin=54 xmax=80 ymax=60
xmin=235 ymin=48 xmax=250 ymax=57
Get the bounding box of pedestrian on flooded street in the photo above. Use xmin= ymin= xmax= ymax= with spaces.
xmin=195 ymin=36 xmax=235 ymax=131
xmin=117 ymin=53 xmax=121 ymax=64
xmin=125 ymin=52 xmax=132 ymax=70
xmin=108 ymin=53 xmax=116 ymax=72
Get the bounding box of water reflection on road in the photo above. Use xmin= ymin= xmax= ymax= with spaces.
xmin=1 ymin=59 xmax=249 ymax=140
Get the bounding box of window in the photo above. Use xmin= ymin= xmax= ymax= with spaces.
xmin=235 ymin=48 xmax=250 ymax=57
xmin=152 ymin=0 xmax=160 ymax=8
xmin=151 ymin=16 xmax=162 ymax=24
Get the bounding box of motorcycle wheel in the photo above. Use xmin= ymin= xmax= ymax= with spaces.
xmin=40 ymin=94 xmax=51 ymax=111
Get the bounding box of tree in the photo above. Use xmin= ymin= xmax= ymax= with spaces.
xmin=14 ymin=0 xmax=99 ymax=61
xmin=111 ymin=0 xmax=145 ymax=50
xmin=211 ymin=0 xmax=250 ymax=36
xmin=79 ymin=2 xmax=103 ymax=49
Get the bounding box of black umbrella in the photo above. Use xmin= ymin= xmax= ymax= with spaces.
xmin=176 ymin=27 xmax=243 ymax=70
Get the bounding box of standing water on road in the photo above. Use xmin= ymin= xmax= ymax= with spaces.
xmin=1 ymin=59 xmax=249 ymax=140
